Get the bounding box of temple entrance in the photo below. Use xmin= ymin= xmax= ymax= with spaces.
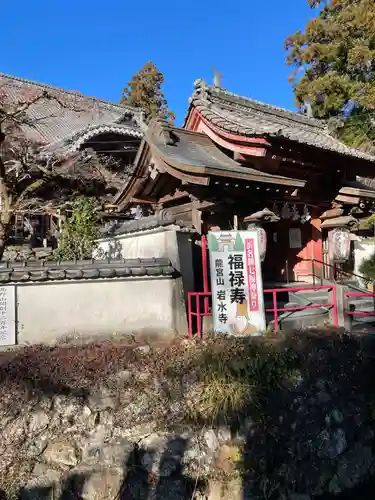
xmin=263 ymin=220 xmax=319 ymax=283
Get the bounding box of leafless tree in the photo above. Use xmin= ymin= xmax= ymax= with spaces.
xmin=0 ymin=84 xmax=131 ymax=260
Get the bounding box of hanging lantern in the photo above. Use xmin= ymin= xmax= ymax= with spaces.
xmin=247 ymin=223 xmax=267 ymax=262
xmin=328 ymin=228 xmax=351 ymax=263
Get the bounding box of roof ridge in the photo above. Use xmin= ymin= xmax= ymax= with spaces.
xmin=188 ymin=79 xmax=375 ymax=163
xmin=0 ymin=72 xmax=140 ymax=114
xmin=193 ymin=79 xmax=327 ymax=130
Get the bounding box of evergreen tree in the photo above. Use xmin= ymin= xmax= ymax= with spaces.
xmin=121 ymin=62 xmax=175 ymax=123
xmin=285 ymin=0 xmax=375 ymax=150
xmin=54 ymin=197 xmax=101 ymax=261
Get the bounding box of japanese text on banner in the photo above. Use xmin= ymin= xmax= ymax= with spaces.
xmin=228 ymin=253 xmax=246 ymax=305
xmin=245 ymin=238 xmax=259 ymax=312
xmin=214 ymin=258 xmax=227 ymax=324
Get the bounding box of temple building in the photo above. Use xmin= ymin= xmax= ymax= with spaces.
xmin=115 ymin=79 xmax=375 ymax=286
xmin=0 ymin=73 xmax=142 ymax=250
xmin=3 ymin=72 xmax=375 ymax=290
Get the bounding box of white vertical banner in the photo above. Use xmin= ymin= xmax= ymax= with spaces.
xmin=208 ymin=230 xmax=266 ymax=336
xmin=0 ymin=285 xmax=16 ymax=346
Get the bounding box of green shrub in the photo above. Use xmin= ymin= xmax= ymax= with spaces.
xmin=53 ymin=197 xmax=101 ymax=261
xmin=359 ymin=251 xmax=375 ymax=282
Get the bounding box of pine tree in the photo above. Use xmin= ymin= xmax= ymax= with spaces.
xmin=285 ymin=0 xmax=375 ymax=151
xmin=121 ymin=62 xmax=175 ymax=123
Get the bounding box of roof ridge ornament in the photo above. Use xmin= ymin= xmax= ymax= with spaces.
xmin=213 ymin=68 xmax=223 ymax=88
xmin=190 ymin=79 xmax=210 ymax=106
xmin=147 ymin=118 xmax=178 ymax=146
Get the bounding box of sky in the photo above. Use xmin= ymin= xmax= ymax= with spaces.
xmin=2 ymin=1 xmax=317 ymax=125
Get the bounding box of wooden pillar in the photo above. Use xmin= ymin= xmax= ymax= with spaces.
xmin=311 ymin=216 xmax=323 ymax=279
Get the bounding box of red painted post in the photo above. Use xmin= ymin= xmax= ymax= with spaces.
xmin=196 ymin=294 xmax=202 ymax=338
xmin=188 ymin=293 xmax=193 ymax=337
xmin=331 ymin=285 xmax=339 ymax=328
xmin=273 ymin=290 xmax=278 ymax=335
xmin=202 ymin=235 xmax=209 ymax=314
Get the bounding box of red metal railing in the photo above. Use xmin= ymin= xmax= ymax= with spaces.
xmin=345 ymin=292 xmax=375 ymax=318
xmin=264 ymin=285 xmax=338 ymax=334
xmin=187 ymin=235 xmax=338 ymax=337
xmin=188 ymin=291 xmax=212 ymax=338
xmin=188 ymin=285 xmax=338 ymax=337
xmin=202 ymin=235 xmax=209 ymax=317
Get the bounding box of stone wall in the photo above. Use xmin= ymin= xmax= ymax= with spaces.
xmin=2 ymin=332 xmax=375 ymax=499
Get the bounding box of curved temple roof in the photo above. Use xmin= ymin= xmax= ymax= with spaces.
xmin=0 ymin=73 xmax=143 ymax=153
xmin=187 ymin=79 xmax=375 ymax=163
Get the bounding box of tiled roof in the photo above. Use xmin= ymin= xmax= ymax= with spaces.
xmin=0 ymin=73 xmax=143 ymax=150
xmin=100 ymin=213 xmax=193 ymax=238
xmin=0 ymin=258 xmax=174 ymax=283
xmin=188 ymin=79 xmax=375 ymax=163
xmin=146 ymin=119 xmax=305 ymax=186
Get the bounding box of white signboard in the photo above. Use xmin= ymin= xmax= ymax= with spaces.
xmin=208 ymin=230 xmax=266 ymax=336
xmin=0 ymin=286 xmax=16 ymax=346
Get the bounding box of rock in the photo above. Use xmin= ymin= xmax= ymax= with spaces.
xmin=81 ymin=424 xmax=113 ymax=461
xmin=159 ymin=438 xmax=188 ymax=477
xmin=331 ymin=409 xmax=344 ymax=424
xmin=2 ymin=415 xmax=27 ymax=442
xmin=98 ymin=439 xmax=134 ymax=466
xmin=316 ymin=391 xmax=331 ymax=403
xmin=81 ymin=467 xmax=124 ymax=500
xmin=358 ymin=425 xmax=375 ymax=444
xmin=43 ymin=441 xmax=78 ymax=467
xmin=140 ymin=432 xmax=166 ymax=449
xmin=21 ymin=468 xmax=63 ymax=499
xmin=117 ymin=370 xmax=133 ymax=382
xmin=208 ymin=479 xmax=242 ymax=500
xmin=53 ymin=396 xmax=80 ymax=416
xmin=27 ymin=435 xmax=49 ymax=458
xmin=214 ymin=444 xmax=239 ymax=476
xmin=217 ymin=427 xmax=231 ymax=443
xmin=137 ymin=372 xmax=151 ymax=382
xmin=31 ymin=463 xmax=58 ymax=477
xmin=204 ymin=430 xmax=219 ymax=452
xmin=74 ymin=406 xmax=92 ymax=425
xmin=88 ymin=387 xmax=118 ymax=411
xmin=330 ymin=445 xmax=373 ymax=492
xmin=135 ymin=345 xmax=151 ymax=355
xmin=316 ymin=378 xmax=327 ymax=391
xmin=238 ymin=417 xmax=254 ymax=438
xmin=317 ymin=429 xmax=347 ymax=459
xmin=185 ymin=435 xmax=215 ymax=476
xmin=29 ymin=410 xmax=49 ymax=434
xmin=59 ymin=403 xmax=80 ymax=424
xmin=141 ymin=450 xmax=154 ymax=472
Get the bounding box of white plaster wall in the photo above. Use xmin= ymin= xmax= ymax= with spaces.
xmin=97 ymin=228 xmax=195 ymax=334
xmin=15 ymin=277 xmax=177 ymax=344
xmin=354 ymin=237 xmax=375 ymax=285
xmin=97 ymin=229 xmax=180 ymax=268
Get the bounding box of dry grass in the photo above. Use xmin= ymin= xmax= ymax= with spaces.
xmin=0 ymin=328 xmax=367 ymax=424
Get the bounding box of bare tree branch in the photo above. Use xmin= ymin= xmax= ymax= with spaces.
xmin=0 ymin=87 xmax=128 ymax=259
